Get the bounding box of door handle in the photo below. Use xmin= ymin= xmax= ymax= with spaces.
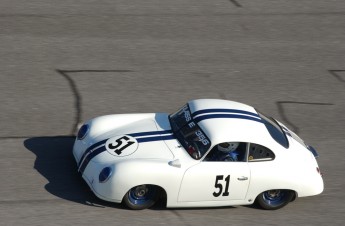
xmin=237 ymin=176 xmax=248 ymax=181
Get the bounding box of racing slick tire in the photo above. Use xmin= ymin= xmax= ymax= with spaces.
xmin=256 ymin=189 xmax=294 ymax=210
xmin=123 ymin=184 xmax=159 ymax=210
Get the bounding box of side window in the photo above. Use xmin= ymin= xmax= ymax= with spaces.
xmin=204 ymin=142 xmax=248 ymax=162
xmin=248 ymin=143 xmax=275 ymax=162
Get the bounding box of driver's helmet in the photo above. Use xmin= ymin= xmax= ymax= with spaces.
xmin=218 ymin=142 xmax=239 ymax=153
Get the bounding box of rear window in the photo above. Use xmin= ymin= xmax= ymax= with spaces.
xmin=257 ymin=111 xmax=289 ymax=148
xmin=248 ymin=143 xmax=275 ymax=161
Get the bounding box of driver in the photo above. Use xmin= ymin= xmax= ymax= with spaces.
xmin=212 ymin=142 xmax=240 ymax=161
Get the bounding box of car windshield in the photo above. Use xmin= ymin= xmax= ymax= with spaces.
xmin=257 ymin=111 xmax=289 ymax=148
xmin=169 ymin=104 xmax=211 ymax=160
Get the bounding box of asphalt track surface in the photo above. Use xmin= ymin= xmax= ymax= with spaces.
xmin=1 ymin=0 xmax=345 ymax=225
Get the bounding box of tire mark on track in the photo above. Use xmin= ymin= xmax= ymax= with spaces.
xmin=276 ymin=101 xmax=333 ymax=134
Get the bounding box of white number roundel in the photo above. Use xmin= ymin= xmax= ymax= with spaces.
xmin=105 ymin=135 xmax=138 ymax=157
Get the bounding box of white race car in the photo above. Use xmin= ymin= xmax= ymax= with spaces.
xmin=73 ymin=99 xmax=323 ymax=210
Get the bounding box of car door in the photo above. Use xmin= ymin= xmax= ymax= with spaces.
xmin=178 ymin=161 xmax=250 ymax=202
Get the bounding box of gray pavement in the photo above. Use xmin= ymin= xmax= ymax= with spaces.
xmin=1 ymin=0 xmax=345 ymax=225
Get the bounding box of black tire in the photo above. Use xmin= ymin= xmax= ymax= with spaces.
xmin=256 ymin=189 xmax=294 ymax=210
xmin=122 ymin=185 xmax=159 ymax=210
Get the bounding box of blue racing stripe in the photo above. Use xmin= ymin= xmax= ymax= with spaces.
xmin=78 ymin=139 xmax=107 ymax=167
xmin=79 ymin=145 xmax=107 ymax=173
xmin=78 ymin=130 xmax=175 ymax=172
xmin=128 ymin=130 xmax=172 ymax=137
xmin=194 ymin=114 xmax=263 ymax=123
xmin=192 ymin=109 xmax=259 ymax=118
xmin=136 ymin=134 xmax=175 ymax=143
xmin=78 ymin=130 xmax=171 ymax=166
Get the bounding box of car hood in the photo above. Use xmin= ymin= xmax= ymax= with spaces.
xmin=78 ymin=113 xmax=176 ymax=167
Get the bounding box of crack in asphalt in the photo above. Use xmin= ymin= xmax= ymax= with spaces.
xmin=56 ymin=69 xmax=82 ymax=135
xmin=229 ymin=0 xmax=242 ymax=8
xmin=329 ymin=70 xmax=345 ymax=83
xmin=276 ymin=101 xmax=334 ymax=134
xmin=0 ymin=70 xmax=134 ymax=139
xmin=56 ymin=69 xmax=133 ymax=135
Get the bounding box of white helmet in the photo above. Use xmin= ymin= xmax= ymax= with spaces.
xmin=218 ymin=142 xmax=239 ymax=153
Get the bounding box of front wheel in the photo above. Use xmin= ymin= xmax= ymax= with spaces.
xmin=123 ymin=185 xmax=159 ymax=210
xmin=256 ymin=189 xmax=294 ymax=210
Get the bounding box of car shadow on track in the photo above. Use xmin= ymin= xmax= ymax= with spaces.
xmin=23 ymin=136 xmax=124 ymax=209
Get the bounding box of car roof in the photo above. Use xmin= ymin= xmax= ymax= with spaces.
xmin=188 ymin=99 xmax=275 ymax=147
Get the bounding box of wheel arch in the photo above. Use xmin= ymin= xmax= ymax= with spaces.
xmin=109 ymin=159 xmax=182 ymax=206
xmin=254 ymin=188 xmax=298 ymax=199
xmin=291 ymin=190 xmax=298 ymax=202
xmin=254 ymin=188 xmax=296 ymax=210
xmin=122 ymin=184 xmax=167 ymax=202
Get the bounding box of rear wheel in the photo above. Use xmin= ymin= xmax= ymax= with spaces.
xmin=123 ymin=185 xmax=159 ymax=210
xmin=256 ymin=189 xmax=294 ymax=210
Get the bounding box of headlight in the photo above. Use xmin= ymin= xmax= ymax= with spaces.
xmin=77 ymin=124 xmax=89 ymax=140
xmin=99 ymin=167 xmax=112 ymax=183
